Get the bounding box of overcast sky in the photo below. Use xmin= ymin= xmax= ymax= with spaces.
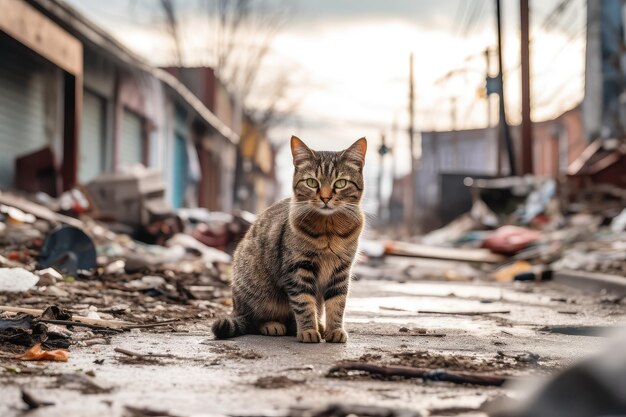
xmin=65 ymin=0 xmax=587 ymax=202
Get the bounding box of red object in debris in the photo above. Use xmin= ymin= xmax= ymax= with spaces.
xmin=482 ymin=226 xmax=541 ymax=255
xmin=192 ymin=223 xmax=229 ymax=251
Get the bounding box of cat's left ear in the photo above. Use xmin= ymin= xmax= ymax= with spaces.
xmin=341 ymin=137 xmax=367 ymax=168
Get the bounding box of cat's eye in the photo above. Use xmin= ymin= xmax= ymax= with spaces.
xmin=305 ymin=178 xmax=318 ymax=188
xmin=334 ymin=179 xmax=347 ymax=189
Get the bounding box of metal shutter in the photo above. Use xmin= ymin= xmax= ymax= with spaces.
xmin=119 ymin=109 xmax=143 ymax=168
xmin=78 ymin=90 xmax=105 ymax=182
xmin=171 ymin=133 xmax=189 ymax=208
xmin=0 ymin=44 xmax=49 ymax=189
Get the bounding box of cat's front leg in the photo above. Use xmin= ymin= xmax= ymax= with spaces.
xmin=323 ymin=271 xmax=350 ymax=343
xmin=287 ymin=291 xmax=321 ymax=343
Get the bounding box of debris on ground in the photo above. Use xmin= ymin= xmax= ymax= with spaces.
xmin=328 ymin=361 xmax=508 ymax=386
xmin=53 ymin=373 xmax=112 ymax=394
xmin=17 ymin=343 xmax=69 ymax=362
xmin=328 ymin=350 xmax=553 ymax=385
xmin=254 ymin=375 xmax=305 ymax=389
xmin=290 ymin=403 xmax=423 ymax=417
xmin=0 ymin=268 xmax=39 ymax=292
xmin=368 ymin=175 xmax=626 ymax=287
xmin=124 ymin=405 xmax=181 ymax=417
xmin=20 ymin=388 xmax=54 ymax=410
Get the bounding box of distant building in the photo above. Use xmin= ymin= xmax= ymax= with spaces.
xmin=0 ymin=0 xmax=245 ymax=213
xmin=236 ymin=114 xmax=278 ymax=213
xmin=391 ymin=106 xmax=586 ymax=232
xmin=161 ymin=67 xmax=278 ymax=213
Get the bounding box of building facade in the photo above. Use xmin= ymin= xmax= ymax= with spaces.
xmin=0 ymin=0 xmax=244 ymax=213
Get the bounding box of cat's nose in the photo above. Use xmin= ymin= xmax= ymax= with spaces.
xmin=321 ymin=197 xmax=331 ymax=204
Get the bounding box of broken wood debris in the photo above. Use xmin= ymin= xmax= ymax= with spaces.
xmin=0 ymin=306 xmax=134 ymax=329
xmin=385 ymin=240 xmax=506 ymax=263
xmin=417 ymin=309 xmax=511 ymax=315
xmin=328 ymin=361 xmax=509 ymax=386
xmin=114 ymin=347 xmax=177 ymax=359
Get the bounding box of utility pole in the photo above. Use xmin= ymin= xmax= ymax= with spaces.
xmin=377 ymin=132 xmax=389 ymax=223
xmin=406 ymin=52 xmax=416 ymax=234
xmin=450 ymin=97 xmax=457 ymax=131
xmin=484 ymin=48 xmax=492 ymax=128
xmin=520 ymin=0 xmax=533 ymax=174
xmin=485 ymin=47 xmax=501 ymax=175
xmin=451 ymin=96 xmax=459 ymax=167
xmin=496 ymin=0 xmax=517 ymax=175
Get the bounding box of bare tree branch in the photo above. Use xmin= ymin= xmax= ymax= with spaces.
xmin=159 ymin=0 xmax=184 ymax=66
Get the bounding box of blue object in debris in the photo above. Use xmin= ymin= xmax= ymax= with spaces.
xmin=38 ymin=226 xmax=97 ymax=276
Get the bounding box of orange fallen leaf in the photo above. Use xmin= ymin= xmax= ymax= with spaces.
xmin=17 ymin=344 xmax=69 ymax=362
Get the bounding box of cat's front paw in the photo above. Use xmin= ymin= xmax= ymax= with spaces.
xmin=297 ymin=329 xmax=322 ymax=343
xmin=260 ymin=322 xmax=286 ymax=336
xmin=325 ymin=328 xmax=348 ymax=343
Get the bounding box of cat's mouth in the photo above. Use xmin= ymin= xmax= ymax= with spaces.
xmin=318 ymin=204 xmax=336 ymax=214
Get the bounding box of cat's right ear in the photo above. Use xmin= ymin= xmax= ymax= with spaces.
xmin=290 ymin=135 xmax=315 ymax=167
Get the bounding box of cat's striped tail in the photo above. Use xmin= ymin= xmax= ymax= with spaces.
xmin=211 ymin=315 xmax=248 ymax=339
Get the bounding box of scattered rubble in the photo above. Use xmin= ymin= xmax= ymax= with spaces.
xmin=253 ymin=375 xmax=305 ymax=389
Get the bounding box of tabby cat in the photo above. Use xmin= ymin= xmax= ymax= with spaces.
xmin=212 ymin=136 xmax=367 ymax=343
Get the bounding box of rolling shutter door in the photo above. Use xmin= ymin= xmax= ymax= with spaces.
xmin=119 ymin=109 xmax=143 ymax=168
xmin=78 ymin=90 xmax=106 ymax=182
xmin=0 ymin=44 xmax=48 ymax=188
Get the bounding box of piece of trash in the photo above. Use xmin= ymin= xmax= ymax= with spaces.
xmin=253 ymin=375 xmax=305 ymax=389
xmin=17 ymin=343 xmax=69 ymax=362
xmin=127 ymin=276 xmax=167 ymax=290
xmin=482 ymin=226 xmax=541 ymax=255
xmin=42 ymin=305 xmax=73 ymax=321
xmin=35 ymin=267 xmax=63 ymax=286
xmin=21 ymin=389 xmax=54 ymax=410
xmin=493 ymin=260 xmax=532 ymax=282
xmin=0 ymin=268 xmax=39 ymax=292
xmin=166 ymin=233 xmax=231 ymax=264
xmin=513 ymin=268 xmax=553 ymax=282
xmin=610 ymin=208 xmax=626 ymax=233
xmin=0 ymin=314 xmax=64 ymax=347
xmin=39 ymin=226 xmax=97 ymax=276
xmin=0 ymin=204 xmax=36 ymax=224
xmin=104 ymin=259 xmax=126 ymax=275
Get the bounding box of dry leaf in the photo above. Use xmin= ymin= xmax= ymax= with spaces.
xmin=17 ymin=344 xmax=69 ymax=362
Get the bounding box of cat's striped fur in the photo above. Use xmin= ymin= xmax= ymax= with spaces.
xmin=212 ymin=136 xmax=367 ymax=343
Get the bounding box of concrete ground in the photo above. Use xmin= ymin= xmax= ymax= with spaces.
xmin=1 ymin=257 xmax=625 ymax=417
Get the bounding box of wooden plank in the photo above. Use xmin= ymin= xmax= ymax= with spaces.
xmin=0 ymin=0 xmax=82 ymax=75
xmin=385 ymin=241 xmax=506 ymax=264
xmin=0 ymin=306 xmax=134 ymax=328
xmin=0 ymin=191 xmax=84 ymax=229
xmin=554 ymin=270 xmax=626 ymax=295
